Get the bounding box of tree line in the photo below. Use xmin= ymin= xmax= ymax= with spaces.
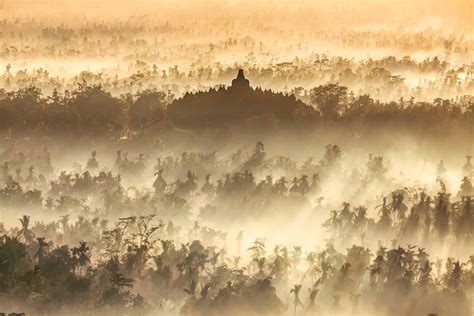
xmin=0 ymin=82 xmax=473 ymax=138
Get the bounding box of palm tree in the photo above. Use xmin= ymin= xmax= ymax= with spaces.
xmin=34 ymin=237 xmax=48 ymax=264
xmin=306 ymin=287 xmax=319 ymax=313
xmin=290 ymin=284 xmax=304 ymax=316
xmin=184 ymin=279 xmax=198 ymax=297
xmin=59 ymin=215 xmax=69 ymax=234
xmin=72 ymin=241 xmax=91 ymax=275
xmin=17 ymin=215 xmax=35 ymax=244
xmin=153 ymin=169 xmax=167 ymax=194
xmin=254 ymin=257 xmax=266 ymax=279
xmin=350 ymin=292 xmax=361 ymax=314
xmin=111 ymin=272 xmax=134 ymax=292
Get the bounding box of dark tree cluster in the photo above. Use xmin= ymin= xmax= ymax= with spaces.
xmin=0 ymin=83 xmax=169 ymax=137
xmin=0 ymin=70 xmax=472 ymax=139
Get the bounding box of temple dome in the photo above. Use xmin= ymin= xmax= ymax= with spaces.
xmin=231 ymin=69 xmax=250 ymax=90
xmin=167 ymin=69 xmax=317 ymax=128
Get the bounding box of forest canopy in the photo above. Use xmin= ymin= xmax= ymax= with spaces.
xmin=0 ymin=70 xmax=473 ymax=138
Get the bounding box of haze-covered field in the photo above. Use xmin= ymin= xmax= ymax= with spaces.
xmin=0 ymin=1 xmax=473 ymax=315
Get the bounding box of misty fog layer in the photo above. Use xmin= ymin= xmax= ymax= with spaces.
xmin=0 ymin=1 xmax=473 ymax=316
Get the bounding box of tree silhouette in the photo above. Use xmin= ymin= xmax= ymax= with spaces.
xmin=290 ymin=284 xmax=304 ymax=316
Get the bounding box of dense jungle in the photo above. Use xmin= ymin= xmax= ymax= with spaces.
xmin=0 ymin=0 xmax=473 ymax=315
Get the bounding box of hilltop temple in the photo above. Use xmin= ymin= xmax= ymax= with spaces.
xmin=167 ymin=69 xmax=316 ymax=128
xmin=231 ymin=69 xmax=251 ymax=90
